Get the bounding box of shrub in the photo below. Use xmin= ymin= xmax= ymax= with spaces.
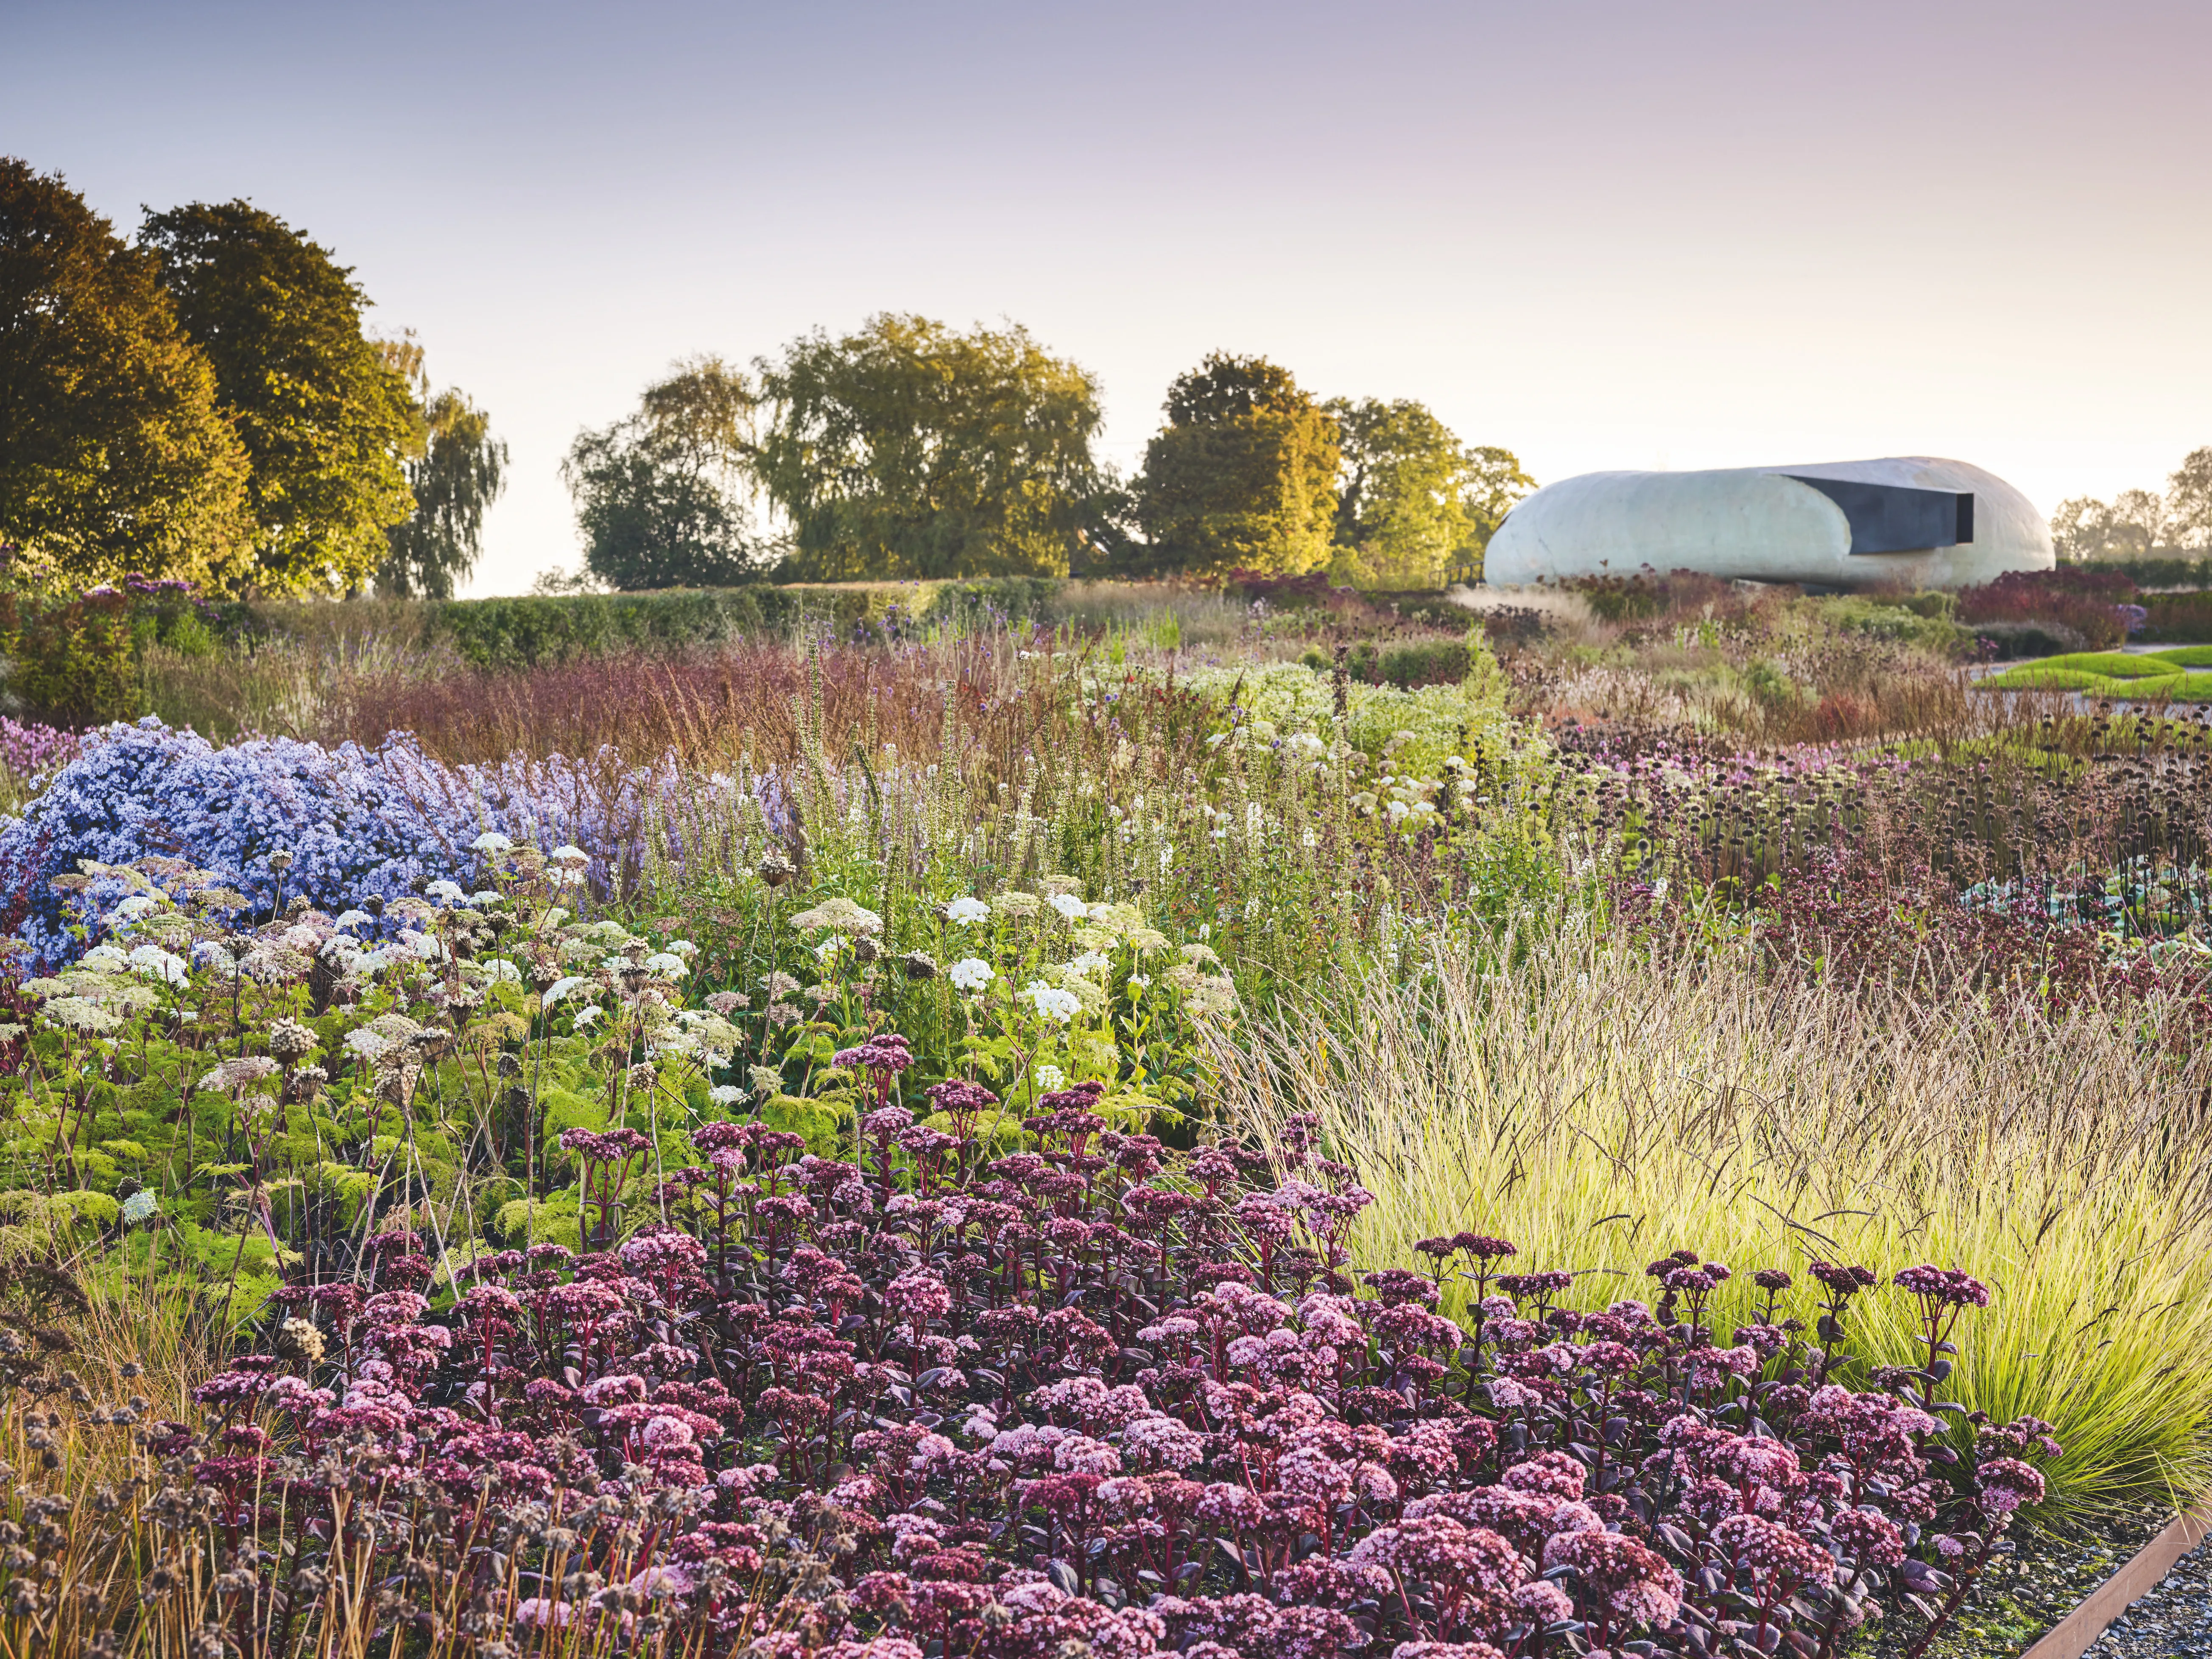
xmin=1568 ymin=567 xmax=1740 ymax=624
xmin=2144 ymin=590 xmax=2212 ymax=643
xmin=2090 ymin=554 xmax=2212 ymax=590
xmin=1970 ymin=619 xmax=2089 ymax=659
xmin=1813 ymin=594 xmax=1968 ymax=654
xmin=1956 ymin=569 xmax=2135 ymax=649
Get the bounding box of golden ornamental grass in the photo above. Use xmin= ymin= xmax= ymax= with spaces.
xmin=1213 ymin=926 xmax=2212 ymax=1515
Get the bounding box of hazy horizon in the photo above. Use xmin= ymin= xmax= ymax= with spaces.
xmin=7 ymin=0 xmax=2209 ymax=594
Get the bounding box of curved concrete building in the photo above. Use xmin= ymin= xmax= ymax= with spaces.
xmin=1484 ymin=456 xmax=2053 ymax=591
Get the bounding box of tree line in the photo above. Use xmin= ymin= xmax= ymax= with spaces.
xmin=555 ymin=320 xmax=1535 ymax=592
xmin=0 ymin=156 xmax=1529 ymax=602
xmin=2051 ymin=450 xmax=2212 ymax=562
xmin=0 ymin=158 xmax=504 ymax=598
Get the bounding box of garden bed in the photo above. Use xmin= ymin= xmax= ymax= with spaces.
xmin=0 ymin=601 xmax=2207 ymax=1654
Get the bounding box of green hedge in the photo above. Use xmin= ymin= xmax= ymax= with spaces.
xmin=2143 ymin=592 xmax=2212 ymax=644
xmin=2091 ymin=556 xmax=2212 ymax=591
xmin=423 ymin=584 xmax=935 ymax=670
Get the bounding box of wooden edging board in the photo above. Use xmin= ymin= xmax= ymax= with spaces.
xmin=2019 ymin=1508 xmax=2212 ymax=1659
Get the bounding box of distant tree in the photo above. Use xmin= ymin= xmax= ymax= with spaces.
xmin=562 ymin=357 xmax=765 ymax=590
xmin=140 ymin=200 xmax=418 ymax=592
xmin=2051 ymin=454 xmax=2212 ymax=562
xmin=1133 ymin=354 xmax=1339 ymax=578
xmin=1458 ymin=447 xmax=1539 ymax=570
xmin=752 ymin=315 xmax=1106 ymax=581
xmin=2167 ymin=448 xmax=2212 ymax=549
xmin=1326 ymin=398 xmax=1535 ymax=588
xmin=2108 ymin=488 xmax=2172 ymax=558
xmin=2050 ymin=496 xmax=2115 ymax=562
xmin=377 ymin=346 xmax=508 ymax=598
xmin=0 ymin=158 xmax=253 ymax=589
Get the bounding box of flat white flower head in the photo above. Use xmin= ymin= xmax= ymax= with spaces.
xmin=643 ymin=952 xmax=688 ymax=976
xmin=128 ymin=944 xmax=189 ymax=986
xmin=1022 ymin=980 xmax=1081 ymax=1024
xmin=945 ymin=897 xmax=991 ymax=926
xmin=542 ymin=975 xmax=591 ymax=1009
xmin=1049 ymin=893 xmax=1089 ymax=922
xmin=471 ymin=831 xmax=516 ymax=854
xmin=947 ymin=957 xmax=994 ymax=993
xmin=426 ymin=879 xmax=466 ymax=904
xmin=550 ymin=844 xmax=589 ymax=864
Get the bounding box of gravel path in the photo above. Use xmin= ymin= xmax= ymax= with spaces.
xmin=2082 ymin=1535 xmax=2212 ymax=1657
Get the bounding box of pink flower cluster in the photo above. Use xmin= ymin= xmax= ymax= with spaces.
xmin=167 ymin=1045 xmax=2050 ymax=1659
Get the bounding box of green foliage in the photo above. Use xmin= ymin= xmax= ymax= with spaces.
xmin=1327 ymin=398 xmax=1533 ymax=590
xmin=2145 ymin=591 xmax=2212 ymax=643
xmin=562 ymin=357 xmax=767 ymax=591
xmin=2 ymin=590 xmax=142 ymax=722
xmin=1132 ymin=354 xmax=1341 ymax=578
xmin=760 ymin=1092 xmax=843 ymax=1157
xmin=425 ymin=585 xmax=888 ymax=669
xmin=1815 ymin=594 xmax=1970 ymax=654
xmin=0 ymin=158 xmax=254 ymax=589
xmin=754 ymin=315 xmax=1108 ymax=581
xmin=1976 ymin=665 xmax=2132 ymax=692
xmin=140 ymin=199 xmax=419 ymax=594
xmin=379 ymin=377 xmax=508 ymax=599
xmin=1 ymin=582 xmax=239 ymax=723
xmin=919 ymin=577 xmax=1066 ymax=627
xmin=2025 ymin=651 xmax=2180 ymax=679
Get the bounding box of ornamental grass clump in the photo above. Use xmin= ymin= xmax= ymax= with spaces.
xmin=0 ymin=1065 xmax=2058 ymax=1658
xmin=1214 ymin=931 xmax=2212 ymax=1517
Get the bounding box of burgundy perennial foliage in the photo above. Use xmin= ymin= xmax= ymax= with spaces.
xmin=166 ymin=1088 xmax=2043 ymax=1659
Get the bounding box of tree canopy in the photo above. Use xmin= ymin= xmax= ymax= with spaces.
xmin=2053 ymin=452 xmax=2212 ymax=560
xmin=140 ymin=199 xmax=419 ymax=592
xmin=0 ymin=159 xmax=253 ymax=589
xmin=378 ymin=381 xmax=508 ymax=599
xmin=561 ymin=357 xmax=766 ymax=591
xmin=751 ymin=315 xmax=1107 ymax=581
xmin=1327 ymin=398 xmax=1539 ymax=589
xmin=1132 ymin=354 xmax=1341 ymax=579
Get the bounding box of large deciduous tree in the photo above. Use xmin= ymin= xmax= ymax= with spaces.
xmin=0 ymin=159 xmax=253 ymax=589
xmin=376 ymin=339 xmax=507 ymax=599
xmin=562 ymin=357 xmax=765 ymax=591
xmin=140 ymin=199 xmax=419 ymax=592
xmin=1132 ymin=354 xmax=1340 ymax=578
xmin=1326 ymin=398 xmax=1533 ymax=589
xmin=2165 ymin=448 xmax=2212 ymax=550
xmin=753 ymin=314 xmax=1106 ymax=581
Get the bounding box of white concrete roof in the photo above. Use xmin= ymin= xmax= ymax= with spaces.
xmin=1484 ymin=456 xmax=2053 ymax=590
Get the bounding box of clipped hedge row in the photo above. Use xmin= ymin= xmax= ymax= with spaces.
xmin=2092 ymin=555 xmax=2212 ymax=591
xmin=422 ymin=583 xmax=938 ymax=670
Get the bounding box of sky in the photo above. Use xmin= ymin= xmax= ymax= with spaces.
xmin=7 ymin=0 xmax=2210 ymax=595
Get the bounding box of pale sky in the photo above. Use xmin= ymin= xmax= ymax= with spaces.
xmin=8 ymin=0 xmax=2209 ymax=593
